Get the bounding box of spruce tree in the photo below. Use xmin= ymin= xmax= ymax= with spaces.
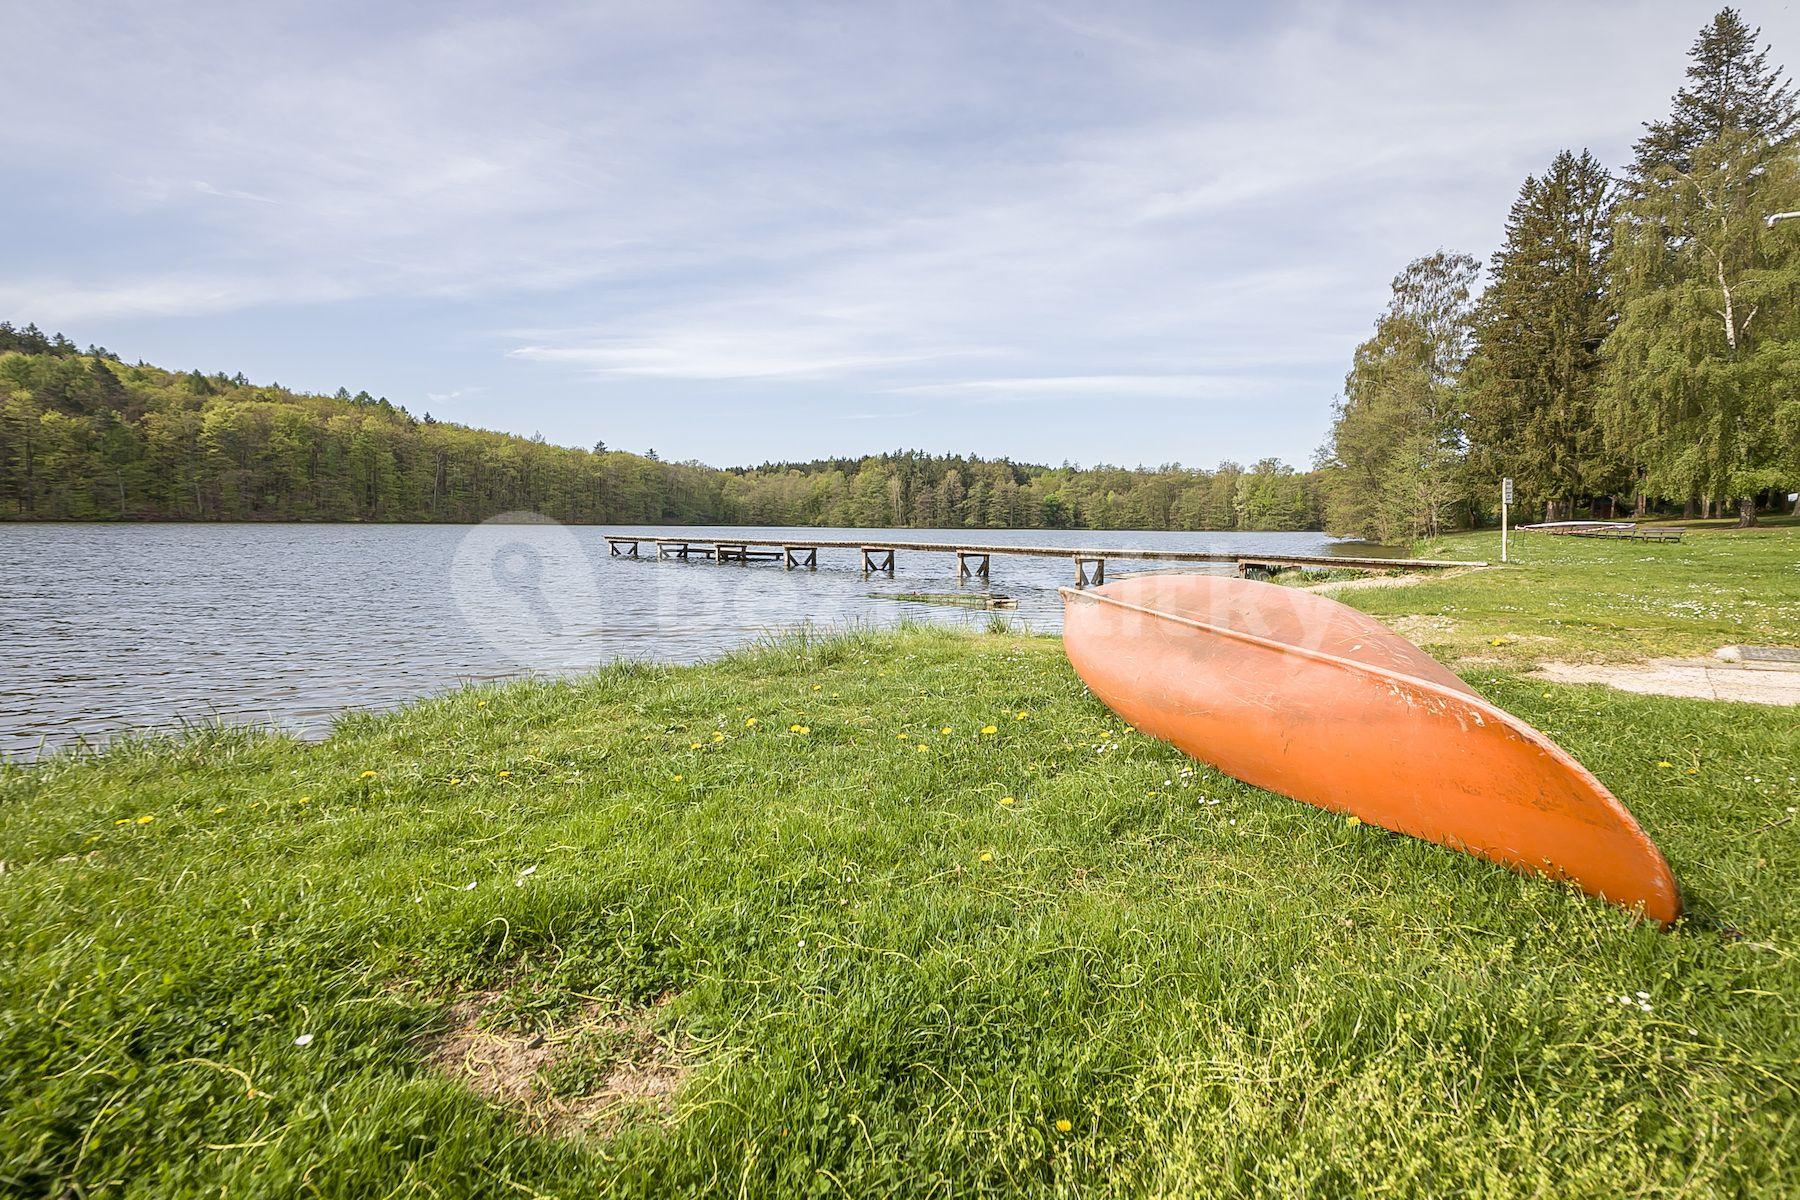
xmin=1467 ymin=151 xmax=1617 ymax=521
xmin=1605 ymin=8 xmax=1800 ymax=526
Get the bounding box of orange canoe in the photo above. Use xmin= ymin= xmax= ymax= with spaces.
xmin=1061 ymin=574 xmax=1679 ymax=924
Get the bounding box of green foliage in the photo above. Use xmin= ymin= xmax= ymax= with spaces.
xmin=2 ymin=541 xmax=1797 ymax=1195
xmin=1324 ymin=9 xmax=1800 ymax=531
xmin=1601 ymin=8 xmax=1799 ymax=526
xmin=1322 ymin=251 xmax=1480 ymax=541
xmin=1466 ymin=150 xmax=1619 ymax=520
xmin=0 ymin=345 xmax=1326 ymax=531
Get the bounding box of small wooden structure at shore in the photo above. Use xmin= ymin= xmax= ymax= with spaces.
xmin=603 ymin=534 xmax=1481 ymax=586
xmin=1518 ymin=521 xmax=1685 ymax=543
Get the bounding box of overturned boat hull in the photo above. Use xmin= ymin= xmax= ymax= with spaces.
xmin=1061 ymin=575 xmax=1679 ymax=924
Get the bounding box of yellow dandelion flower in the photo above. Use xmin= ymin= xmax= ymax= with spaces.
xmin=114 ymin=818 xmax=132 ymax=826
xmin=1000 ymin=796 xmax=1015 ymax=806
xmin=213 ymin=806 xmax=227 ymax=814
xmin=1015 ymin=711 xmax=1027 ymax=720
xmin=712 ymin=732 xmax=725 ymax=742
xmin=136 ymin=814 xmax=155 ymax=825
xmin=979 ymin=851 xmax=994 ymax=863
xmin=1657 ymin=761 xmax=1673 ymax=769
xmin=298 ymin=797 xmax=310 ymax=806
xmin=476 ymin=700 xmax=488 ymax=708
xmin=916 ymin=743 xmax=930 ymax=753
xmin=790 ymin=723 xmax=805 ymax=733
xmin=812 ymin=684 xmax=823 ymax=691
xmin=981 ymin=725 xmax=998 ymax=735
xmin=1055 ymin=1118 xmax=1072 ymax=1133
xmin=1346 ymin=815 xmax=1362 ymax=826
xmin=745 ymin=717 xmax=758 ymax=727
xmin=941 ymin=726 xmax=953 ymax=735
xmin=359 ymin=770 xmax=377 ymax=779
xmin=497 ymin=770 xmax=511 ymax=778
xmin=673 ymin=774 xmax=684 ymax=782
xmin=690 ymin=741 xmax=702 ymax=749
xmin=1687 ymin=767 xmax=1699 ymax=775
xmin=897 ymin=731 xmax=910 ymax=739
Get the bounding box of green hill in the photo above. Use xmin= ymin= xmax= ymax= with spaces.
xmin=0 ymin=323 xmax=1324 ymax=530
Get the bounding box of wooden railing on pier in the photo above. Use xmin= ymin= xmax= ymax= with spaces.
xmin=602 ymin=533 xmax=1482 ymax=586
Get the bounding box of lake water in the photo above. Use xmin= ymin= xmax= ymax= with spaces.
xmin=0 ymin=522 xmax=1386 ymax=758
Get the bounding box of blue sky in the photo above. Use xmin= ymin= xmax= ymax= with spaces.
xmin=5 ymin=0 xmax=1795 ymax=468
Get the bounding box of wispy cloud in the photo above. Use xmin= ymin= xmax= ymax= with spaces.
xmin=889 ymin=375 xmax=1238 ymax=399
xmin=192 ymin=181 xmax=281 ymax=205
xmin=507 ymin=342 xmax=975 ymax=382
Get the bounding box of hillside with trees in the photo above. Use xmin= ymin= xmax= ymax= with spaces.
xmin=1321 ymin=8 xmax=1800 ymax=536
xmin=0 ymin=323 xmax=1324 ymax=531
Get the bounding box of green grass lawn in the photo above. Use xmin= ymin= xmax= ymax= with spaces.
xmin=1339 ymin=524 xmax=1800 ymax=668
xmin=3 ymin=537 xmax=1798 ymax=1197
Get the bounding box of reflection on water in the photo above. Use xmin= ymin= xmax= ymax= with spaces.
xmin=0 ymin=522 xmax=1388 ymax=757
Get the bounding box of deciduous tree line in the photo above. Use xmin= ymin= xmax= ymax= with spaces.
xmin=0 ymin=337 xmax=1324 ymax=531
xmin=1322 ymin=9 xmax=1800 ymax=538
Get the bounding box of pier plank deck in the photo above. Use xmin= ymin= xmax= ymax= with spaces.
xmin=602 ymin=533 xmax=1482 ymax=577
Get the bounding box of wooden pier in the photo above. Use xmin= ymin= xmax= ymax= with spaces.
xmin=604 ymin=534 xmax=1482 ymax=586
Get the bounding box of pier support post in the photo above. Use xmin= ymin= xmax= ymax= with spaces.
xmin=784 ymin=546 xmax=818 ymax=570
xmin=1073 ymin=556 xmax=1105 ymax=587
xmin=860 ymin=548 xmax=895 ymax=575
xmin=958 ymin=552 xmax=990 ymax=581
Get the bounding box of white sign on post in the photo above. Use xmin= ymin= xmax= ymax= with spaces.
xmin=1501 ymin=478 xmax=1512 ymax=563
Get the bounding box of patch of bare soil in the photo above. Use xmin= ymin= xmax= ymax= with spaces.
xmin=1302 ymin=565 xmax=1488 ymax=594
xmin=428 ymin=990 xmax=688 ymax=1139
xmin=1385 ymin=613 xmax=1457 ymax=642
xmin=1531 ymin=659 xmax=1800 ymax=706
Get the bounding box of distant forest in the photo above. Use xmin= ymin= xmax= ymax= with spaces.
xmin=0 ymin=322 xmax=1323 ymax=531
xmin=1319 ymin=9 xmax=1800 ymax=537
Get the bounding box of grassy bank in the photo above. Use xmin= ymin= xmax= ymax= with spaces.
xmin=4 ymin=548 xmax=1798 ymax=1196
xmin=1333 ymin=523 xmax=1800 ymax=667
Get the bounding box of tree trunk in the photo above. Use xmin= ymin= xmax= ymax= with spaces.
xmin=1737 ymin=496 xmax=1757 ymax=528
xmin=1683 ymin=497 xmax=1696 ymax=519
xmin=1635 ymin=492 xmax=1647 ymax=518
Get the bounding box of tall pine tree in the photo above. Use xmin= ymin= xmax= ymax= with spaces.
xmin=1604 ymin=8 xmax=1800 ymax=525
xmin=1466 ymin=150 xmax=1617 ymax=521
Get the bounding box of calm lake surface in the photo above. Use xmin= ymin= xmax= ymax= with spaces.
xmin=1 ymin=523 xmax=1388 ymax=758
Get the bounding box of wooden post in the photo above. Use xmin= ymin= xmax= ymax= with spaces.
xmin=958 ymin=552 xmax=990 ymax=581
